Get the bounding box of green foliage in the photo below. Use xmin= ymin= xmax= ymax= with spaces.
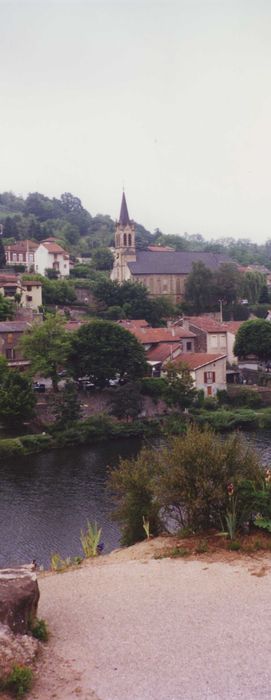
xmin=228 ymin=540 xmax=241 ymax=551
xmin=234 ymin=319 xmax=271 ymax=361
xmin=195 ymin=540 xmax=209 ymax=553
xmin=109 ymin=381 xmax=143 ymax=422
xmin=80 ymin=521 xmax=102 ymax=557
xmin=92 ymin=279 xmax=174 ymax=325
xmin=50 ymin=381 xmax=81 ymax=428
xmin=0 ymin=370 xmax=36 ymax=428
xmin=0 ymin=292 xmax=14 ymax=320
xmin=240 ymin=270 xmax=266 ymax=303
xmin=42 ymin=278 xmax=77 ymax=305
xmin=155 ymin=427 xmax=262 ymax=533
xmin=184 ymin=261 xmax=242 ymax=313
xmin=108 ymin=448 xmax=162 ymax=546
xmin=104 ymin=305 xmax=126 ymax=320
xmin=163 ymin=360 xmax=197 ymax=409
xmin=91 ymin=247 xmax=114 ymax=270
xmin=4 ymin=665 xmax=33 ymax=697
xmin=140 ymin=377 xmax=167 ymax=403
xmin=0 ymin=437 xmax=24 ymax=457
xmin=68 ymin=320 xmax=147 ymax=383
xmin=170 ymin=546 xmax=190 ymax=557
xmin=254 ymin=516 xmax=271 ymax=532
xmin=20 ymin=314 xmax=71 ymax=391
xmin=31 ymin=618 xmax=48 ymax=642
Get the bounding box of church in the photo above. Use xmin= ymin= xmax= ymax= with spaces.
xmin=111 ymin=193 xmax=230 ymax=303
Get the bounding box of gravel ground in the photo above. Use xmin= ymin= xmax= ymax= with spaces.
xmin=29 ymin=542 xmax=271 ymax=700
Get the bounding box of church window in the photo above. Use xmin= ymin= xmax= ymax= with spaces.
xmin=116 ymin=234 xmax=120 ymax=247
xmin=123 ymin=233 xmax=127 ymax=246
xmin=128 ymin=233 xmax=132 ymax=246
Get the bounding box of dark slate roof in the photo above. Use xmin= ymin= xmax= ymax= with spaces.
xmin=128 ymin=251 xmax=232 ymax=275
xmin=119 ymin=192 xmax=130 ymax=226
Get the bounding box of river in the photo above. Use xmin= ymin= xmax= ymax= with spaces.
xmin=1 ymin=431 xmax=271 ymax=569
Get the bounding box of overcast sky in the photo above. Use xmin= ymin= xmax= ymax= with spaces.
xmin=1 ymin=0 xmax=271 ymax=241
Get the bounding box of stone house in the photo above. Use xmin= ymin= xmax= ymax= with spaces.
xmin=0 ymin=274 xmax=42 ymax=311
xmin=0 ymin=321 xmax=32 ymax=369
xmin=5 ymin=240 xmax=38 ymax=270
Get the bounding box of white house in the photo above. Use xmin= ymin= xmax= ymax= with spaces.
xmin=168 ymin=352 xmax=227 ymax=396
xmin=35 ymin=238 xmax=70 ymax=277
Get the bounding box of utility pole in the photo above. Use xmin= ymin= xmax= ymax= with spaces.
xmin=218 ymin=299 xmax=223 ymax=323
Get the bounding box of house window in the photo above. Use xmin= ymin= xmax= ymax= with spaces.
xmin=26 ymin=295 xmax=32 ymax=302
xmin=12 ymin=254 xmax=17 ymax=261
xmin=19 ymin=254 xmax=23 ymax=262
xmin=6 ymin=348 xmax=15 ymax=360
xmin=204 ymin=371 xmax=216 ymax=384
xmin=220 ymin=334 xmax=226 ymax=346
xmin=211 ymin=335 xmax=218 ymax=348
xmin=7 ymin=334 xmax=13 ymax=343
xmin=29 ymin=254 xmax=34 ymax=263
xmin=186 ymin=342 xmax=192 ymax=351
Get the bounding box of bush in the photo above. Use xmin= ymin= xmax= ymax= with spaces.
xmin=140 ymin=378 xmax=167 ymax=403
xmin=31 ymin=618 xmax=48 ymax=642
xmin=156 ymin=427 xmax=262 ymax=532
xmin=108 ymin=447 xmax=163 ymax=546
xmin=228 ymin=388 xmax=262 ymax=408
xmin=202 ymin=397 xmax=218 ymax=411
xmin=0 ymin=438 xmax=24 ymax=457
xmin=4 ymin=665 xmax=33 ymax=697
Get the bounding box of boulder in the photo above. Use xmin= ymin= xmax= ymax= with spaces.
xmin=0 ymin=566 xmax=40 ymax=634
xmin=0 ymin=622 xmax=38 ymax=682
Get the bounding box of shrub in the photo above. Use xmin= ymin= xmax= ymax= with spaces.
xmin=228 ymin=540 xmax=241 ymax=551
xmin=0 ymin=438 xmax=24 ymax=457
xmin=80 ymin=521 xmax=102 ymax=557
xmin=108 ymin=447 xmax=162 ymax=546
xmin=202 ymin=397 xmax=218 ymax=411
xmin=31 ymin=618 xmax=48 ymax=642
xmin=140 ymin=377 xmax=167 ymax=403
xmin=155 ymin=426 xmax=262 ymax=532
xmin=4 ymin=665 xmax=33 ymax=697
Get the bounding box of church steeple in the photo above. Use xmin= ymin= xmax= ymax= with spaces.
xmin=119 ymin=191 xmax=130 ymax=227
xmin=111 ymin=192 xmax=136 ymax=283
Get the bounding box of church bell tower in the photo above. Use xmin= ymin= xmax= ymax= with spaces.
xmin=111 ymin=192 xmax=136 ymax=283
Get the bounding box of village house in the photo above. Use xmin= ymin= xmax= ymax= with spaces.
xmin=111 ymin=193 xmax=231 ymax=303
xmin=0 ymin=321 xmax=32 ymax=370
xmin=181 ymin=316 xmax=244 ymax=366
xmin=169 ymin=352 xmax=227 ymax=396
xmin=35 ymin=238 xmax=70 ymax=277
xmin=0 ymin=273 xmax=42 ymax=311
xmin=5 ymin=240 xmax=38 ymax=270
xmin=118 ymin=320 xmax=195 ymax=376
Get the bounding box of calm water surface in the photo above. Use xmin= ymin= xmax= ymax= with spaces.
xmin=1 ymin=431 xmax=271 ymax=569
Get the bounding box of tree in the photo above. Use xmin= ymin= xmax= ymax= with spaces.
xmin=258 ymin=285 xmax=269 ymax=304
xmin=0 ymin=367 xmax=36 ymax=428
xmin=91 ymin=247 xmax=114 ymax=271
xmin=234 ymin=319 xmax=271 ymax=361
xmin=213 ymin=263 xmax=242 ymax=305
xmin=0 ymin=293 xmax=13 ymax=320
xmin=68 ymin=320 xmax=147 ymax=383
xmin=0 ymin=239 xmax=6 ymax=267
xmin=240 ymin=270 xmax=265 ymax=304
xmin=50 ymin=381 xmax=81 ymax=428
xmin=163 ymin=360 xmax=197 ymax=409
xmin=3 ymin=216 xmax=19 ymax=239
xmin=20 ymin=314 xmax=71 ymax=391
xmin=184 ymin=262 xmax=214 ymax=312
xmin=109 ymin=382 xmax=143 ymax=421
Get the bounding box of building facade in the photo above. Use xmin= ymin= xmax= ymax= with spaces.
xmin=111 ymin=194 xmax=232 ymax=302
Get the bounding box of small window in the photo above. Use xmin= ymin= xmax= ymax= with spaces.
xmin=29 ymin=253 xmax=34 ymax=263
xmin=128 ymin=233 xmax=132 ymax=246
xmin=12 ymin=253 xmax=17 ymax=261
xmin=26 ymin=295 xmax=32 ymax=302
xmin=123 ymin=233 xmax=127 ymax=246
xmin=186 ymin=342 xmax=192 ymax=351
xmin=18 ymin=253 xmax=23 ymax=262
xmin=6 ymin=348 xmax=15 ymax=360
xmin=211 ymin=335 xmax=217 ymax=348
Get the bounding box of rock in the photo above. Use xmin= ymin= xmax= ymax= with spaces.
xmin=0 ymin=566 xmax=40 ymax=634
xmin=0 ymin=622 xmax=38 ymax=681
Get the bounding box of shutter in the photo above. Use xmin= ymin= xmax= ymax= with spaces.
xmin=204 ymin=372 xmax=207 ymax=383
xmin=212 ymin=372 xmax=216 ymax=383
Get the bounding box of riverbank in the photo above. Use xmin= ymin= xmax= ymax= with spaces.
xmin=3 ymin=405 xmax=271 ymax=458
xmin=28 ymin=537 xmax=271 ymax=700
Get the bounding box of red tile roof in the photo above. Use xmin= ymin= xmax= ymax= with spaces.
xmin=147 ymin=343 xmax=183 ymax=362
xmin=118 ymin=319 xmax=149 ymax=329
xmin=185 ymin=316 xmax=227 ymax=333
xmin=221 ymin=321 xmax=244 ymax=334
xmin=41 ymin=240 xmax=68 ymax=254
xmin=170 ymin=352 xmax=227 ymax=370
xmin=4 ymin=240 xmax=38 ymax=252
xmin=131 ymin=326 xmax=196 ymax=344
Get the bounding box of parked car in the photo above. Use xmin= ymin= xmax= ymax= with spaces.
xmin=33 ymin=382 xmax=46 ymax=393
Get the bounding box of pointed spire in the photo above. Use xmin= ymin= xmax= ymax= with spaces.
xmin=119 ymin=191 xmax=130 ymax=226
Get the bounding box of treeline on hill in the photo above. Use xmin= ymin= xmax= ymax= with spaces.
xmin=2 ymin=190 xmax=271 ymax=267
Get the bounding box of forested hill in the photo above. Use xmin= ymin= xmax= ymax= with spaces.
xmin=1 ymin=190 xmax=271 ymax=268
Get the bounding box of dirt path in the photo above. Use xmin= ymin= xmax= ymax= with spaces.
xmin=28 ymin=541 xmax=271 ymax=700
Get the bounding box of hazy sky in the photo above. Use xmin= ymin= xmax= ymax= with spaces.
xmin=1 ymin=0 xmax=271 ymax=241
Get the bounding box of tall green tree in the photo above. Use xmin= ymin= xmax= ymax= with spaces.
xmin=240 ymin=270 xmax=265 ymax=304
xmin=91 ymin=247 xmax=114 ymax=271
xmin=0 ymin=366 xmax=36 ymax=428
xmin=20 ymin=314 xmax=71 ymax=391
xmin=184 ymin=262 xmax=214 ymax=312
xmin=234 ymin=319 xmax=271 ymax=361
xmin=0 ymin=293 xmax=13 ymax=320
xmin=68 ymin=320 xmax=147 ymax=383
xmin=0 ymin=239 xmax=6 ymax=267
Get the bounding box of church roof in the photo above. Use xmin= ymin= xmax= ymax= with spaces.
xmin=128 ymin=251 xmax=232 ymax=275
xmin=119 ymin=192 xmax=130 ymax=226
